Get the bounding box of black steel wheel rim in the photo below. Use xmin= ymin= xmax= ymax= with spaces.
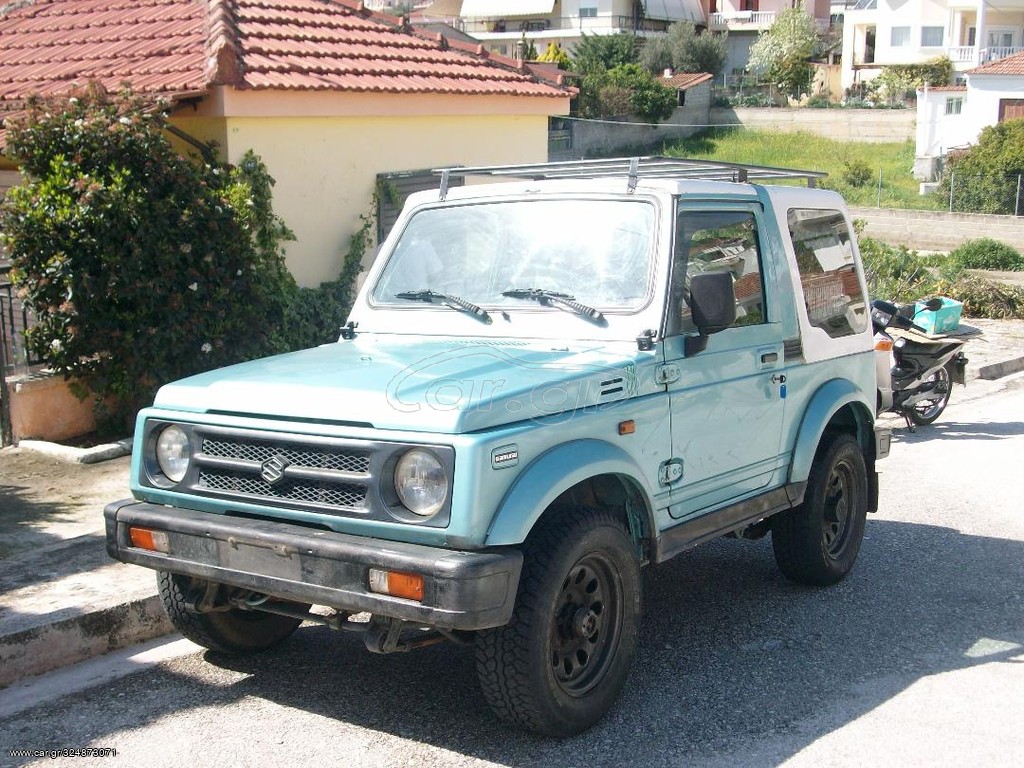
xmin=912 ymin=366 xmax=951 ymax=420
xmin=550 ymin=552 xmax=623 ymax=697
xmin=822 ymin=460 xmax=857 ymax=557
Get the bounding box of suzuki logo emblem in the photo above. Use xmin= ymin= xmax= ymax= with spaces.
xmin=260 ymin=455 xmax=290 ymax=486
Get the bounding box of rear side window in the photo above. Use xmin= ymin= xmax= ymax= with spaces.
xmin=787 ymin=209 xmax=867 ymax=338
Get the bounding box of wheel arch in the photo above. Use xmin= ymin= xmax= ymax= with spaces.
xmin=790 ymin=378 xmax=875 ymax=484
xmin=484 ymin=439 xmax=656 ymax=557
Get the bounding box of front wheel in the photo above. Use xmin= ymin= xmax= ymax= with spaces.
xmin=906 ymin=363 xmax=953 ymax=426
xmin=158 ymin=572 xmax=305 ymax=654
xmin=772 ymin=434 xmax=868 ymax=586
xmin=474 ymin=507 xmax=641 ymax=736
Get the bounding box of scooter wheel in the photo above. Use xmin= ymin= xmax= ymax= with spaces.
xmin=906 ymin=362 xmax=953 ymax=426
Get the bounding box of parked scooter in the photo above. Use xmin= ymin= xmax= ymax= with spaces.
xmin=871 ymin=297 xmax=978 ymax=429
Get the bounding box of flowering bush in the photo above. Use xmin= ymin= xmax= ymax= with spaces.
xmin=0 ymin=85 xmax=296 ymax=429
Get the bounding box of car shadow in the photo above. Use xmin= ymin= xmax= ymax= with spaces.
xmin=891 ymin=420 xmax=1024 ymax=444
xmin=6 ymin=519 xmax=1022 ymax=766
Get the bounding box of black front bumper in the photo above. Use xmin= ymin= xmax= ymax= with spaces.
xmin=105 ymin=500 xmax=522 ymax=631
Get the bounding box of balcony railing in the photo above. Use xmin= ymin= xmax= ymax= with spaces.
xmin=945 ymin=45 xmax=1024 ymax=64
xmin=947 ymin=46 xmax=975 ymax=62
xmin=983 ymin=45 xmax=1024 ymax=62
xmin=709 ymin=12 xmax=829 ymax=32
xmin=457 ymin=15 xmax=670 ymax=35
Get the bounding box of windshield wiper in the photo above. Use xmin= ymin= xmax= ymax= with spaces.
xmin=394 ymin=289 xmax=492 ymax=324
xmin=501 ymin=288 xmax=606 ymax=325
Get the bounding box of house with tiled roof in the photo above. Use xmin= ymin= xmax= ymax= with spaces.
xmin=0 ymin=0 xmax=572 ymax=287
xmin=914 ymin=51 xmax=1024 ymax=181
xmin=659 ymin=70 xmax=712 ymax=106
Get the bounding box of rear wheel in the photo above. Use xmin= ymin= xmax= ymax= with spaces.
xmin=474 ymin=507 xmax=641 ymax=736
xmin=906 ymin=363 xmax=953 ymax=426
xmin=158 ymin=572 xmax=305 ymax=654
xmin=772 ymin=434 xmax=868 ymax=586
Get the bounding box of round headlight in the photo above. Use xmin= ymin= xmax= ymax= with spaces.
xmin=394 ymin=449 xmax=448 ymax=517
xmin=156 ymin=425 xmax=191 ymax=483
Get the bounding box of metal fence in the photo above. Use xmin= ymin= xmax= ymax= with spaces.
xmin=0 ymin=263 xmax=42 ymax=377
xmin=943 ymin=172 xmax=1024 ymax=216
xmin=825 ymin=168 xmax=1024 ymax=215
xmin=0 ymin=262 xmax=44 ymax=445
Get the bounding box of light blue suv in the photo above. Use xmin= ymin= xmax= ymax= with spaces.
xmin=106 ymin=158 xmax=890 ymax=735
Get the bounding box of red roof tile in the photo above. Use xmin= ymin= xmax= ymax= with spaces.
xmin=0 ymin=0 xmax=569 ymax=111
xmin=968 ymin=51 xmax=1024 ymax=76
xmin=660 ymin=72 xmax=713 ymax=90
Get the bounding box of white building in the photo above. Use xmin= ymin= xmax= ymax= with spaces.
xmin=841 ymin=0 xmax=1024 ymax=92
xmin=915 ymin=50 xmax=1024 ymax=179
xmin=709 ymin=0 xmax=833 ymax=81
xmin=418 ymin=0 xmax=704 ymax=58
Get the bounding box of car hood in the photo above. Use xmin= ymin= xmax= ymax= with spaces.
xmin=152 ymin=334 xmax=648 ymax=433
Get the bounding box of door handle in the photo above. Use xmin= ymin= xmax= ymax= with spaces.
xmin=761 ymin=352 xmax=779 ymax=364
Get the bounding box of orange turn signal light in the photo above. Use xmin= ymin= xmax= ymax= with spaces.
xmin=618 ymin=420 xmax=636 ymax=435
xmin=368 ymin=569 xmax=424 ymax=602
xmin=128 ymin=527 xmax=169 ymax=553
xmin=874 ymin=338 xmax=894 ymax=352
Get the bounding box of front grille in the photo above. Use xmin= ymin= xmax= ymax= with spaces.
xmin=202 ymin=438 xmax=369 ymax=474
xmin=151 ymin=423 xmax=454 ymax=528
xmin=198 ymin=470 xmax=367 ymax=510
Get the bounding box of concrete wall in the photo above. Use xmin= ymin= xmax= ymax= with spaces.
xmin=710 ymin=107 xmax=916 ymax=143
xmin=557 ymin=84 xmax=712 ymax=159
xmin=7 ymin=373 xmax=98 ymax=443
xmin=850 ymin=206 xmax=1024 ymax=252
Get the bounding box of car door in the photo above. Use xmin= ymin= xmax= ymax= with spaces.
xmin=661 ymin=204 xmax=787 ymax=520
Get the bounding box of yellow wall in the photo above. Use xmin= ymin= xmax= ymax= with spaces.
xmin=174 ymin=111 xmax=555 ymax=287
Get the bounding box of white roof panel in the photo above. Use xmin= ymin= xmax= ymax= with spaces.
xmin=460 ymin=0 xmax=556 ymax=17
xmin=643 ymin=0 xmax=704 ymax=23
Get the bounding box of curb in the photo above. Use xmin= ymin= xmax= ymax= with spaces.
xmin=17 ymin=438 xmax=132 ymax=464
xmin=0 ymin=595 xmax=172 ymax=689
xmin=977 ymin=356 xmax=1024 ymax=381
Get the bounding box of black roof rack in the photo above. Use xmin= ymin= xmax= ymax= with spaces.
xmin=433 ymin=156 xmax=826 ymax=196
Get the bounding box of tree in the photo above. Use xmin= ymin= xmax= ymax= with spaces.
xmin=537 ymin=41 xmax=572 ymax=70
xmin=0 ymin=86 xmax=296 ymax=428
xmin=639 ymin=22 xmax=728 ymax=78
xmin=938 ymin=119 xmax=1024 ymax=214
xmin=607 ymin=64 xmax=678 ymax=122
xmin=571 ymin=33 xmax=637 ymax=75
xmin=518 ymin=34 xmax=538 ymax=61
xmin=869 ymin=57 xmax=953 ymax=106
xmin=747 ymin=8 xmax=821 ymax=98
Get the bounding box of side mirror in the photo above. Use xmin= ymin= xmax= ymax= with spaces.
xmin=685 ymin=271 xmax=737 ymax=357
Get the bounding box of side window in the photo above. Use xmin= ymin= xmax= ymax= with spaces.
xmin=671 ymin=209 xmax=765 ymax=334
xmin=787 ymin=209 xmax=867 ymax=338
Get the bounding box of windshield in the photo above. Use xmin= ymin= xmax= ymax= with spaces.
xmin=371 ymin=199 xmax=656 ymax=312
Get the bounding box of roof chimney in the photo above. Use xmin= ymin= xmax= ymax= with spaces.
xmin=664 ymin=68 xmax=673 ymax=78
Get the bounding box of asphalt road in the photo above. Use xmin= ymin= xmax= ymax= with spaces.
xmin=3 ymin=379 xmax=1023 ymax=768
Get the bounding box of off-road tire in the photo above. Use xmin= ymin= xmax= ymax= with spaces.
xmin=906 ymin=362 xmax=954 ymax=426
xmin=158 ymin=572 xmax=305 ymax=654
xmin=474 ymin=506 xmax=641 ymax=736
xmin=771 ymin=433 xmax=868 ymax=586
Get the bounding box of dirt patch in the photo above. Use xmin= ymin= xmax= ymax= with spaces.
xmin=0 ymin=448 xmax=130 ymax=560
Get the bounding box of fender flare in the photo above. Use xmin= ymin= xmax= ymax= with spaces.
xmin=789 ymin=378 xmax=874 ymax=484
xmin=484 ymin=439 xmax=656 ymax=547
